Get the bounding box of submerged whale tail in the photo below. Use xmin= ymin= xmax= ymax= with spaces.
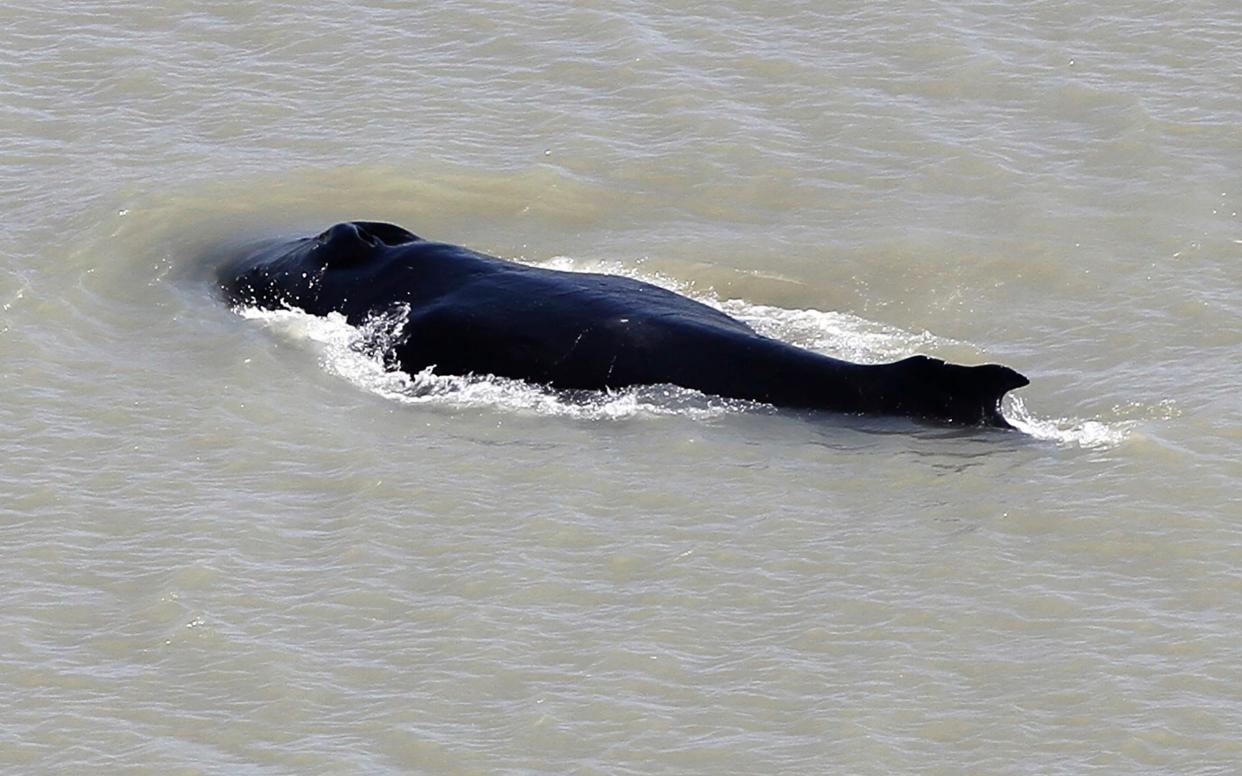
xmin=887 ymin=355 xmax=1029 ymax=428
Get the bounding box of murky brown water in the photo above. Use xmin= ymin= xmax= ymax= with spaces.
xmin=2 ymin=1 xmax=1239 ymax=772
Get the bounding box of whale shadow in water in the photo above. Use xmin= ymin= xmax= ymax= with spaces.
xmin=217 ymin=221 xmax=1029 ymax=428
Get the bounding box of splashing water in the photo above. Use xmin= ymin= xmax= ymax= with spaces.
xmin=532 ymin=255 xmax=954 ymax=362
xmin=236 ymin=257 xmax=1136 ymax=445
xmin=1003 ymin=395 xmax=1138 ymax=449
xmin=237 ymin=305 xmax=753 ymax=421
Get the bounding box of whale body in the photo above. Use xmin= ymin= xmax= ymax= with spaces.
xmin=218 ymin=221 xmax=1029 ymax=427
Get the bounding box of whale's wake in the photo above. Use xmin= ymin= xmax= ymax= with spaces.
xmin=237 ymin=305 xmax=752 ymax=421
xmin=236 ymin=257 xmax=1136 ymax=448
xmin=1003 ymin=396 xmax=1142 ymax=449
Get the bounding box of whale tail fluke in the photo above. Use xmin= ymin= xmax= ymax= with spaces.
xmin=887 ymin=355 xmax=1029 ymax=428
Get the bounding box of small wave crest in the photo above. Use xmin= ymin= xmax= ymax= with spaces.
xmin=531 ymin=256 xmax=954 ymax=362
xmin=1003 ymin=395 xmax=1137 ymax=449
xmin=236 ymin=305 xmax=752 ymax=421
xmin=235 ymin=258 xmax=1105 ymax=437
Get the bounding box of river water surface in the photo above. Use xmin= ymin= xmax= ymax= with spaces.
xmin=2 ymin=1 xmax=1240 ymax=773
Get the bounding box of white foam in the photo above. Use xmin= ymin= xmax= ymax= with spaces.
xmin=528 ymin=256 xmax=953 ymax=362
xmin=234 ymin=260 xmax=1125 ymax=441
xmin=237 ymin=304 xmax=750 ymax=421
xmin=1003 ymin=395 xmax=1136 ymax=449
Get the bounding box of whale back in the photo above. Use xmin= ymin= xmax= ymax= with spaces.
xmin=218 ymin=222 xmax=1031 ymax=429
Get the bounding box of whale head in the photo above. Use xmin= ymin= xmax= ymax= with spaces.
xmin=217 ymin=221 xmax=420 ymax=313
